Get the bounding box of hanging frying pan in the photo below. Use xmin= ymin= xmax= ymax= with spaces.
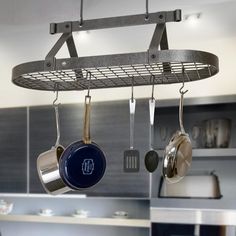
xmin=163 ymin=70 xmax=192 ymax=183
xmin=59 ymin=73 xmax=106 ymax=190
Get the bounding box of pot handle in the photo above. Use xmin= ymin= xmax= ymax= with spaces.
xmin=83 ymin=95 xmax=92 ymax=144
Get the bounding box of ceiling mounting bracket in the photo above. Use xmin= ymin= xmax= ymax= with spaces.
xmin=50 ymin=21 xmax=73 ymax=35
xmin=12 ymin=9 xmax=219 ymax=91
xmin=49 ymin=9 xmax=181 ymax=34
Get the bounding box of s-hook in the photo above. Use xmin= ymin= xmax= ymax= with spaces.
xmin=151 ymin=74 xmax=155 ymax=101
xmin=131 ymin=76 xmax=134 ymax=103
xmin=179 ymin=68 xmax=188 ymax=95
xmin=53 ymin=87 xmax=60 ymax=107
xmin=86 ymin=71 xmax=92 ymax=97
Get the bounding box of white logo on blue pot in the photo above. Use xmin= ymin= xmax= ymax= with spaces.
xmin=82 ymin=159 xmax=94 ymax=175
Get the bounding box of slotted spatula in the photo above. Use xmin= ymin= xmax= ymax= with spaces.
xmin=124 ymin=83 xmax=140 ymax=172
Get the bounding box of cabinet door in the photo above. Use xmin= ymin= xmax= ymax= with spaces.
xmin=29 ymin=100 xmax=150 ymax=197
xmin=0 ymin=108 xmax=27 ymax=193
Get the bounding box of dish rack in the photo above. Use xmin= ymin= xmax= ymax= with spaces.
xmin=12 ymin=9 xmax=219 ymax=91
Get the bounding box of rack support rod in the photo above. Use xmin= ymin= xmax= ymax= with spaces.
xmin=50 ymin=9 xmax=181 ymax=34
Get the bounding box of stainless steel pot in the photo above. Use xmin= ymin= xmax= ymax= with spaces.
xmin=37 ymin=103 xmax=69 ymax=195
xmin=202 ymin=118 xmax=231 ymax=148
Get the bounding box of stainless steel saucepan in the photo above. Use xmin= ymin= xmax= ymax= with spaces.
xmin=37 ymin=93 xmax=70 ymax=195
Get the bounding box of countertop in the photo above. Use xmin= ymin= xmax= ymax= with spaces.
xmin=150 ymin=157 xmax=236 ymax=226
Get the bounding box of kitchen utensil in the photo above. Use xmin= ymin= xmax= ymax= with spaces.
xmin=145 ymin=76 xmax=159 ymax=173
xmin=37 ymin=90 xmax=69 ymax=195
xmin=202 ymin=118 xmax=231 ymax=148
xmin=59 ymin=72 xmax=106 ymax=190
xmin=163 ymin=72 xmax=192 ymax=183
xmin=0 ymin=199 xmax=13 ymax=215
xmin=124 ymin=78 xmax=140 ymax=172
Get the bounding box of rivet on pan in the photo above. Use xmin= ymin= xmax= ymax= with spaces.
xmin=46 ymin=62 xmax=51 ymax=67
xmin=151 ymin=54 xmax=156 ymax=59
xmin=62 ymin=61 xmax=67 ymax=67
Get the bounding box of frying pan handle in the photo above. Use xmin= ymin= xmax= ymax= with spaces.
xmin=179 ymin=93 xmax=186 ymax=134
xmin=83 ymin=95 xmax=92 ymax=144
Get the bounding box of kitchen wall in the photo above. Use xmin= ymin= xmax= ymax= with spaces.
xmin=0 ymin=0 xmax=235 ymax=108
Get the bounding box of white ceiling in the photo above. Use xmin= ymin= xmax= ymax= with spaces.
xmin=0 ymin=0 xmax=234 ymax=25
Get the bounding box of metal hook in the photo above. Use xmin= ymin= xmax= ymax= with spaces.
xmin=179 ymin=68 xmax=188 ymax=95
xmin=53 ymin=84 xmax=60 ymax=106
xmin=86 ymin=71 xmax=91 ymax=96
xmin=131 ymin=76 xmax=134 ymax=102
xmin=151 ymin=75 xmax=155 ymax=100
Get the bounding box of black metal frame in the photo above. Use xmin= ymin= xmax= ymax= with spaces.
xmin=12 ymin=9 xmax=219 ymax=91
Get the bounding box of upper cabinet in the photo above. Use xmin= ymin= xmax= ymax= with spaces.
xmin=0 ymin=107 xmax=27 ymax=193
xmin=154 ymin=97 xmax=236 ymax=152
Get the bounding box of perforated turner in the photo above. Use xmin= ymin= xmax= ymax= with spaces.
xmin=124 ymin=93 xmax=140 ymax=173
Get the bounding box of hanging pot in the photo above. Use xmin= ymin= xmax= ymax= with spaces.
xmin=37 ymin=103 xmax=70 ymax=195
xmin=59 ymin=94 xmax=106 ymax=190
xmin=163 ymin=77 xmax=192 ymax=183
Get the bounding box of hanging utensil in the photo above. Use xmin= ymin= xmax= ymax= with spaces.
xmin=163 ymin=69 xmax=192 ymax=183
xmin=124 ymin=77 xmax=140 ymax=172
xmin=145 ymin=75 xmax=159 ymax=173
xmin=37 ymin=88 xmax=70 ymax=195
xmin=59 ymin=72 xmax=106 ymax=190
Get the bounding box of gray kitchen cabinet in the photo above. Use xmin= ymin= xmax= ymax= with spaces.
xmin=0 ymin=107 xmax=27 ymax=193
xmin=29 ymin=100 xmax=150 ymax=197
xmin=154 ymin=101 xmax=236 ymax=150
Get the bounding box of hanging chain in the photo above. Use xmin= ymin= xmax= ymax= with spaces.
xmin=145 ymin=0 xmax=149 ymax=20
xmin=79 ymin=0 xmax=84 ymax=27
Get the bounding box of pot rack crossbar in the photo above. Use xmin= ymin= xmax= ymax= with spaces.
xmin=12 ymin=9 xmax=219 ymax=91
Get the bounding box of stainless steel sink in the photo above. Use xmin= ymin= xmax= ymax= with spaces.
xmin=158 ymin=170 xmax=222 ymax=199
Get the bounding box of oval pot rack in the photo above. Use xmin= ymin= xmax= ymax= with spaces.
xmin=12 ymin=9 xmax=219 ymax=91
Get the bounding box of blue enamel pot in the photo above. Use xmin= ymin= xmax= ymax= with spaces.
xmin=59 ymin=95 xmax=106 ymax=190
